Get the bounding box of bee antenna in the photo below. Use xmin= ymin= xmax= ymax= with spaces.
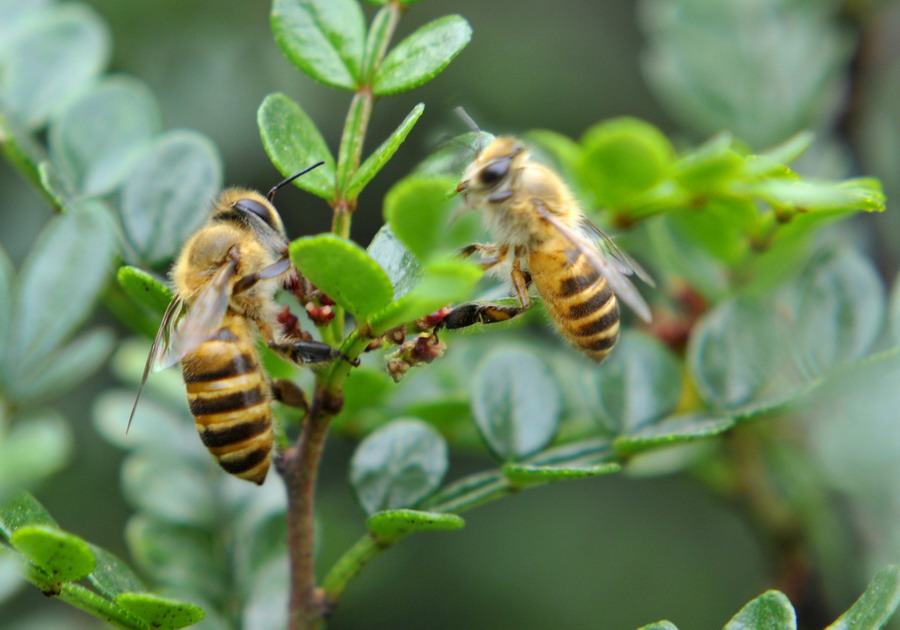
xmin=267 ymin=161 xmax=325 ymax=201
xmin=454 ymin=106 xmax=481 ymax=134
xmin=453 ymin=107 xmax=488 ymax=154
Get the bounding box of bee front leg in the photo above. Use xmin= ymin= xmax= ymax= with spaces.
xmin=459 ymin=243 xmax=507 ymax=271
xmin=443 ymin=261 xmax=531 ymax=330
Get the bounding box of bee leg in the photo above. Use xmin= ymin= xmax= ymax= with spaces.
xmin=232 ymin=257 xmax=292 ymax=295
xmin=444 ymin=263 xmax=530 ymax=330
xmin=270 ymin=379 xmax=309 ymax=411
xmin=458 ymin=243 xmax=507 ymax=271
xmin=268 ymin=339 xmax=355 ymax=365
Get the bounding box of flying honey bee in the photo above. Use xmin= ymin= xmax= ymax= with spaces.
xmin=446 ymin=136 xmax=654 ymax=361
xmin=128 ymin=163 xmax=342 ymax=485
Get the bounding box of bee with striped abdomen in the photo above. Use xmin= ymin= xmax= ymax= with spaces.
xmin=129 ymin=164 xmax=341 ymax=484
xmin=447 ymin=136 xmax=653 ymax=361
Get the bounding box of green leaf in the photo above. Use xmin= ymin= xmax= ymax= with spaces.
xmin=340 ymin=367 xmax=393 ymax=425
xmin=115 ymin=592 xmax=205 ymax=629
xmin=258 ymin=92 xmax=336 ymax=201
xmin=502 ymin=462 xmax=620 ymax=485
xmin=11 ymin=525 xmax=96 ymax=583
xmin=367 ymin=224 xmax=421 ymax=299
xmin=687 ymin=297 xmax=783 ymax=410
xmin=587 ymin=330 xmax=682 ymax=435
xmin=827 ymin=565 xmax=900 ymax=630
xmin=10 ymin=328 xmax=114 ymax=404
xmin=5 ymin=201 xmax=116 ymax=380
xmin=122 ymin=453 xmax=219 ymax=528
xmin=120 ymin=130 xmax=223 ymax=265
xmin=347 ymin=103 xmax=424 ymax=199
xmin=126 ymin=517 xmax=228 ymax=604
xmin=637 ymin=622 xmax=679 ymax=630
xmin=0 ymin=492 xmax=58 ymax=539
xmin=290 ymin=233 xmax=393 ymax=322
xmin=373 ymin=15 xmax=472 ymax=96
xmin=790 ymin=247 xmax=885 ymax=378
xmin=0 ymin=4 xmax=109 ymax=130
xmin=369 ymin=259 xmax=481 ymax=334
xmin=748 ymin=177 xmax=886 ymax=213
xmin=723 ymin=590 xmax=796 ymax=630
xmin=666 ymin=198 xmax=756 ymax=266
xmin=578 ymin=117 xmax=674 ymax=208
xmin=48 ymin=76 xmax=160 ymax=196
xmin=674 ymin=133 xmax=745 ymax=193
xmin=367 ymin=509 xmax=464 ymax=542
xmin=87 ymin=544 xmax=146 ymax=600
xmin=271 ymin=0 xmax=365 ymax=90
xmin=384 ymin=175 xmax=459 ymax=260
xmin=117 ymin=266 xmax=173 ymax=318
xmin=613 ymin=414 xmax=736 ymax=456
xmin=472 ymin=348 xmax=562 ymax=461
xmin=746 ymin=131 xmax=815 ymax=177
xmin=350 ymin=418 xmax=448 ymax=515
xmin=0 ymin=411 xmax=72 ymax=492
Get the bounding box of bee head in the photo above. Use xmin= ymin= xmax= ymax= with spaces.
xmin=457 ymin=137 xmax=525 ymax=202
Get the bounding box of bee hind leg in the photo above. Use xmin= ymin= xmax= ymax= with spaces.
xmin=268 ymin=339 xmax=359 ymax=366
xmin=271 ymin=379 xmax=309 ymax=411
xmin=442 ymin=259 xmax=530 ymax=330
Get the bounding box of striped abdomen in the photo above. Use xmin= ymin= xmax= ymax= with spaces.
xmin=180 ymin=317 xmax=273 ymax=484
xmin=529 ymin=249 xmax=620 ymax=362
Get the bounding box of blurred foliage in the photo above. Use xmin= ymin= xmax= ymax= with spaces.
xmin=1 ymin=0 xmax=900 ymax=628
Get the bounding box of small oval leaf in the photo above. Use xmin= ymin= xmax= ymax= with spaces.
xmin=502 ymin=462 xmax=620 ymax=485
xmin=271 ymin=0 xmax=365 ymax=90
xmin=613 ymin=414 xmax=735 ymax=456
xmin=827 ymin=565 xmax=900 ymax=630
xmin=290 ymin=234 xmax=393 ymax=322
xmin=6 ymin=201 xmax=117 ymax=379
xmin=367 ymin=509 xmax=464 ymax=542
xmin=1 ymin=4 xmax=110 ymax=130
xmin=587 ymin=330 xmax=682 ymax=435
xmin=791 ymin=247 xmax=885 ymax=378
xmin=367 ymin=224 xmax=421 ymax=299
xmin=350 ymin=419 xmax=448 ymax=515
xmin=472 ymin=348 xmax=561 ymax=461
xmin=11 ymin=525 xmax=96 ymax=583
xmin=347 ymin=103 xmax=424 ymax=198
xmin=0 ymin=245 xmax=14 ymax=368
xmin=117 ymin=266 xmax=173 ymax=318
xmin=724 ymin=590 xmax=796 ymax=630
xmin=258 ymin=92 xmax=336 ymax=201
xmin=0 ymin=492 xmax=58 ymax=539
xmin=578 ymin=117 xmax=674 ymax=208
xmin=48 ymin=76 xmax=161 ymax=196
xmin=120 ymin=130 xmax=223 ymax=265
xmin=687 ymin=298 xmax=781 ymax=410
xmin=116 ymin=592 xmax=205 ymax=629
xmin=384 ymin=175 xmax=459 ymax=261
xmin=373 ymin=15 xmax=472 ymax=96
xmin=87 ymin=544 xmax=147 ymax=600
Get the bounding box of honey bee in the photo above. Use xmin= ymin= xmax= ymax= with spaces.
xmin=447 ymin=136 xmax=653 ymax=361
xmin=128 ymin=164 xmax=342 ymax=485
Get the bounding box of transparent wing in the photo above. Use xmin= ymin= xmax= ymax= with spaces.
xmin=533 ymin=202 xmax=653 ymax=323
xmin=126 ymin=296 xmax=186 ymax=434
xmin=578 ymin=216 xmax=655 ymax=287
xmin=156 ymin=257 xmax=238 ymax=369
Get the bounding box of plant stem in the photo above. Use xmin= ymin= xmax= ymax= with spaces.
xmin=282 ymin=388 xmax=340 ymax=630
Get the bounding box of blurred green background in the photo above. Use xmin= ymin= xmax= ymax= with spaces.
xmin=2 ymin=0 xmax=900 ymax=628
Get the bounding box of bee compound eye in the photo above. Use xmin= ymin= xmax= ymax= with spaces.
xmin=233 ymin=199 xmax=276 ymax=228
xmin=478 ymin=159 xmax=509 ymax=187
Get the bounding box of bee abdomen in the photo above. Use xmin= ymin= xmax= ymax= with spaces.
xmin=540 ymin=261 xmax=620 ymax=362
xmin=182 ymin=327 xmax=273 ymax=485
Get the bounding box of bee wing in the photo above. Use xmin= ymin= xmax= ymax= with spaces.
xmin=126 ymin=296 xmax=186 ymax=434
xmin=578 ymin=217 xmax=655 ymax=288
xmin=156 ymin=257 xmax=238 ymax=369
xmin=533 ymin=202 xmax=653 ymax=323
